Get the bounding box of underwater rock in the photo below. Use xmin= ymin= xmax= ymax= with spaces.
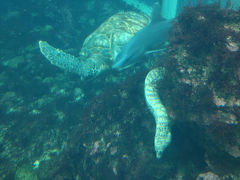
xmin=15 ymin=165 xmax=38 ymax=180
xmin=161 ymin=5 xmax=240 ymax=175
xmin=73 ymin=88 xmax=84 ymax=102
xmin=3 ymin=56 xmax=25 ymax=69
xmin=197 ymin=171 xmax=220 ymax=180
xmin=0 ymin=91 xmax=24 ymax=114
xmin=32 ymin=25 xmax=54 ymax=37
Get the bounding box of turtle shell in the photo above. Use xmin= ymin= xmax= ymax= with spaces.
xmin=79 ymin=11 xmax=150 ymax=67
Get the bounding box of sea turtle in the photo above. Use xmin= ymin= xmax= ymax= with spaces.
xmin=39 ymin=11 xmax=150 ymax=80
xmin=39 ymin=8 xmax=171 ymax=159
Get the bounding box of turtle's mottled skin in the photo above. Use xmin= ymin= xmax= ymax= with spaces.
xmin=39 ymin=11 xmax=171 ymax=159
xmin=39 ymin=12 xmax=150 ymax=79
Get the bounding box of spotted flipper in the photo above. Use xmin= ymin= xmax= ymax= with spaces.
xmin=39 ymin=41 xmax=106 ymax=79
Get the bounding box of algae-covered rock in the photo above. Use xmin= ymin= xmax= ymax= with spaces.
xmin=15 ymin=165 xmax=38 ymax=180
xmin=3 ymin=56 xmax=24 ymax=68
xmin=161 ymin=5 xmax=240 ymax=176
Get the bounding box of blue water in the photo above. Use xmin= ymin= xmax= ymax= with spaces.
xmin=0 ymin=0 xmax=240 ymax=179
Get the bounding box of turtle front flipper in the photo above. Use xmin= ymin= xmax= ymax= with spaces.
xmin=39 ymin=41 xmax=106 ymax=79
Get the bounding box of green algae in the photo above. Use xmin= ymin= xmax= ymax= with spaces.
xmin=15 ymin=165 xmax=38 ymax=180
xmin=3 ymin=56 xmax=24 ymax=69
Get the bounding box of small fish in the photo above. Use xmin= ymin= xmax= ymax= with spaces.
xmin=112 ymin=2 xmax=172 ymax=70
